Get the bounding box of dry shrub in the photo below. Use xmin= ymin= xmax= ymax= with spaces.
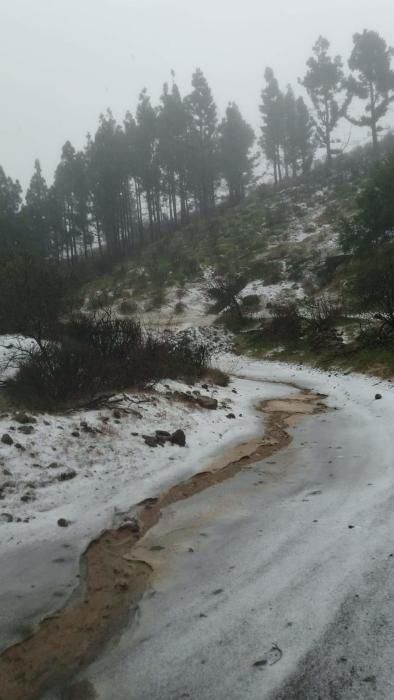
xmin=7 ymin=310 xmax=210 ymax=409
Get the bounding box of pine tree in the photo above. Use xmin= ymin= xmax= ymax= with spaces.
xmin=135 ymin=89 xmax=161 ymax=237
xmin=89 ymin=111 xmax=132 ymax=257
xmin=295 ymin=97 xmax=316 ymax=174
xmin=260 ymin=68 xmax=285 ymax=183
xmin=185 ymin=68 xmax=218 ymax=215
xmin=219 ymin=102 xmax=255 ymax=204
xmin=345 ymin=30 xmax=394 ymax=158
xmin=158 ymin=78 xmax=190 ymax=226
xmin=25 ymin=159 xmax=50 ymax=253
xmin=0 ymin=166 xmax=22 ymax=217
xmin=301 ymin=36 xmax=345 ymax=168
xmin=282 ymin=87 xmax=298 ymax=178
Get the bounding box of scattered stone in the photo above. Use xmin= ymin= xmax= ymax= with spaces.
xmin=1 ymin=434 xmax=13 ymax=446
xmin=362 ymin=676 xmax=377 ymax=684
xmin=143 ymin=435 xmax=159 ymax=448
xmin=375 ymin=394 xmax=382 ymax=400
xmin=112 ymin=409 xmax=122 ymax=419
xmin=120 ymin=517 xmax=139 ymax=533
xmin=80 ymin=421 xmax=96 ymax=434
xmin=58 ymin=468 xmax=77 ymax=482
xmin=48 ymin=462 xmax=61 ymax=469
xmin=71 ymin=431 xmax=80 ymax=438
xmin=197 ymin=396 xmax=218 ymax=410
xmin=18 ymin=425 xmax=34 ymax=435
xmin=226 ymin=413 xmax=236 ymax=419
xmin=14 ymin=412 xmax=37 ymax=425
xmin=212 ymin=588 xmax=224 ymax=595
xmin=14 ymin=444 xmax=25 ymax=451
xmin=201 ymin=384 xmax=209 ymax=390
xmin=348 ymin=525 xmax=355 ymax=529
xmin=21 ymin=492 xmax=36 ymax=503
xmin=171 ymin=429 xmax=186 ymax=447
xmin=57 ymin=518 xmax=70 ymax=528
xmin=253 ymin=659 xmax=268 ymax=669
xmin=0 ymin=513 xmax=13 ymax=523
xmin=156 ymin=430 xmax=171 ymax=438
xmin=232 ymin=389 xmax=238 ymax=394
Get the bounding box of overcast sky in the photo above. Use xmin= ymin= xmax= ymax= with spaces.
xmin=1 ymin=0 xmax=394 ymax=190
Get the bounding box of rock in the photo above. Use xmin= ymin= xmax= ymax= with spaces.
xmin=201 ymin=383 xmax=209 ymax=390
xmin=14 ymin=444 xmax=25 ymax=451
xmin=112 ymin=409 xmax=122 ymax=419
xmin=13 ymin=412 xmax=37 ymax=425
xmin=1 ymin=434 xmax=13 ymax=446
xmin=48 ymin=462 xmax=60 ymax=469
xmin=0 ymin=513 xmax=13 ymax=523
xmin=156 ymin=430 xmax=171 ymax=438
xmin=143 ymin=435 xmax=159 ymax=448
xmin=21 ymin=492 xmax=36 ymax=503
xmin=197 ymin=396 xmax=218 ymax=410
xmin=18 ymin=425 xmax=34 ymax=435
xmin=375 ymin=394 xmax=382 ymax=400
xmin=71 ymin=431 xmax=80 ymax=438
xmin=80 ymin=421 xmax=95 ymax=434
xmin=57 ymin=518 xmax=70 ymax=528
xmin=171 ymin=429 xmax=186 ymax=447
xmin=58 ymin=468 xmax=77 ymax=482
xmin=226 ymin=413 xmax=236 ymax=419
xmin=120 ymin=517 xmax=139 ymax=533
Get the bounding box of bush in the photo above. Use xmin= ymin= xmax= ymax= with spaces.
xmin=7 ymin=311 xmax=210 ymax=409
xmin=241 ymin=294 xmax=261 ymax=312
xmin=248 ymin=259 xmax=283 ymax=285
xmin=174 ymin=301 xmax=186 ymax=315
xmin=145 ymin=288 xmax=167 ymax=311
xmin=300 ymin=295 xmax=343 ymax=335
xmin=268 ymin=300 xmax=302 ymax=341
xmin=119 ymin=298 xmax=138 ymax=315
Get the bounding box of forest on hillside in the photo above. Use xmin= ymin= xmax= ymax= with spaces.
xmin=1 ymin=28 xmax=394 ymax=266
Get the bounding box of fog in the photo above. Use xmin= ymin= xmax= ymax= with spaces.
xmin=1 ymin=0 xmax=394 ymax=189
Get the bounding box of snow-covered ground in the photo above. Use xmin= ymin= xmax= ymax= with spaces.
xmin=0 ymin=360 xmax=295 ymax=651
xmin=57 ymin=356 xmax=394 ymax=700
xmin=240 ymin=280 xmax=305 ymax=304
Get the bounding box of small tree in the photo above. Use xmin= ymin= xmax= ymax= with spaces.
xmin=206 ymin=272 xmax=246 ymax=320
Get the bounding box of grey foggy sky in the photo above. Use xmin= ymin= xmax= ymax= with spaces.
xmin=1 ymin=0 xmax=394 ymax=191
